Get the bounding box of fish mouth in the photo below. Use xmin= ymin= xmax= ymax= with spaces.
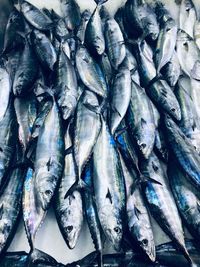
xmin=66 ymin=231 xmax=79 ymax=249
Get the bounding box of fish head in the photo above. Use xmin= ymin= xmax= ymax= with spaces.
xmin=58 ymin=93 xmax=77 ymax=120
xmin=130 ymin=219 xmax=155 ymax=262
xmin=35 ymin=175 xmax=57 ymax=211
xmin=21 ymin=1 xmax=33 ymax=13
xmin=102 ymin=213 xmax=123 ymax=251
xmin=7 ymin=9 xmax=19 ymax=27
xmin=60 ymin=194 xmax=83 ymax=249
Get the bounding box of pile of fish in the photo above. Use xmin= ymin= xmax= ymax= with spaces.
xmin=1 ymin=0 xmax=200 ymax=266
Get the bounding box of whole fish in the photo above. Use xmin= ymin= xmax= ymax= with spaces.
xmin=31 ymin=30 xmax=57 ymax=71
xmin=13 ymin=39 xmax=38 ymax=96
xmin=0 ymin=148 xmax=25 ymax=256
xmin=126 ymin=80 xmax=156 ymax=159
xmin=179 ymin=0 xmax=196 ymax=38
xmin=109 ymin=66 xmax=131 ymax=135
xmin=92 ymin=117 xmax=126 ymax=251
xmin=168 ymin=161 xmax=200 ymax=244
xmin=14 ymin=95 xmax=37 ymax=156
xmin=54 ymin=47 xmax=78 ymax=120
xmin=76 ymin=9 xmax=91 ymax=44
xmin=175 ymin=75 xmax=200 ymax=152
xmin=73 ymin=90 xmax=101 ymax=182
xmin=85 ymin=4 xmax=105 ymax=57
xmin=154 ymin=3 xmax=177 ymax=73
xmin=140 ymin=152 xmax=193 ymax=265
xmin=164 ymin=115 xmax=200 ymax=190
xmin=161 ymin=51 xmax=181 ymax=87
xmin=176 ymin=29 xmax=200 ymax=81
xmin=120 ymin=155 xmax=155 ymax=262
xmin=104 ymin=14 xmax=126 ymax=70
xmin=0 ymin=61 xmax=11 ymax=121
xmin=60 ymin=0 xmax=81 ymax=31
xmin=55 ymin=122 xmax=83 ymax=249
xmin=82 ymin=163 xmax=103 ymax=267
xmin=34 ymin=101 xmax=64 ymax=211
xmin=53 ymin=17 xmax=69 ymax=43
xmin=75 ymin=45 xmax=107 ymax=98
xmin=0 ymin=101 xmax=18 ymax=188
xmin=23 ymin=101 xmax=64 ymax=247
xmin=133 ymin=40 xmax=181 ymax=120
xmin=21 ymin=1 xmax=53 ymax=31
xmin=2 ymin=8 xmax=24 ymax=54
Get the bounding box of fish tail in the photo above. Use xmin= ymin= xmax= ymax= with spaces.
xmin=64 ymin=178 xmax=91 ymax=199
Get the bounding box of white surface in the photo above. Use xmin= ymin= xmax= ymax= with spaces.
xmin=8 ymin=0 xmax=184 ymax=265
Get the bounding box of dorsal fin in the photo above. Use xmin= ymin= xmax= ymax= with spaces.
xmin=106 ymin=188 xmax=112 ymax=204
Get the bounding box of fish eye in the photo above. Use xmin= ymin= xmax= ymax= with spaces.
xmin=66 ymin=225 xmax=73 ymax=233
xmin=142 ymin=239 xmax=148 ymax=246
xmin=140 ymin=143 xmax=147 ymax=149
xmin=45 ymin=190 xmax=52 ymax=197
xmin=114 ymin=227 xmax=121 ymax=234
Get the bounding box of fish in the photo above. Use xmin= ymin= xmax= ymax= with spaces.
xmin=176 ymin=29 xmax=200 ymax=81
xmin=104 ymin=15 xmax=126 ymax=70
xmin=168 ymin=161 xmax=200 ymax=245
xmin=14 ymin=95 xmax=37 ymax=156
xmin=73 ymin=90 xmax=101 ymax=182
xmin=120 ymin=155 xmax=156 ymax=262
xmin=76 ymin=9 xmax=91 ymax=44
xmin=98 ymin=52 xmax=113 ymax=86
xmin=0 ymin=147 xmax=25 ymax=256
xmin=164 ymin=115 xmax=200 ymax=191
xmin=154 ymin=2 xmax=177 ymax=73
xmin=54 ymin=47 xmax=78 ymax=120
xmin=2 ymin=7 xmax=24 ymax=54
xmin=92 ymin=116 xmax=126 ymax=251
xmin=179 ymin=0 xmax=196 ymax=38
xmin=75 ymin=45 xmax=107 ymax=98
xmin=31 ymin=30 xmax=57 ymax=71
xmin=13 ymin=38 xmax=38 ymax=96
xmin=154 ymin=127 xmax=169 ymax=163
xmin=53 ymin=17 xmax=69 ymax=43
xmin=161 ymin=51 xmax=181 ymax=88
xmin=82 ymin=163 xmax=103 ymax=267
xmin=109 ymin=66 xmax=131 ymax=135
xmin=126 ymin=80 xmax=156 ymax=159
xmin=55 ymin=122 xmax=83 ymax=250
xmin=190 ymin=78 xmax=200 ymax=120
xmin=114 ymin=6 xmax=128 ymax=40
xmin=140 ymin=152 xmax=193 ymax=266
xmin=21 ymin=1 xmax=53 ymax=31
xmin=23 ymin=101 xmax=64 ymax=248
xmin=175 ymin=75 xmax=200 ymax=152
xmin=123 ymin=0 xmax=147 ymax=39
xmin=133 ymin=40 xmax=181 ymax=121
xmin=0 ymin=101 xmax=18 ymax=188
xmin=60 ymin=0 xmax=81 ymax=31
xmin=85 ymin=4 xmax=105 ymax=57
xmin=0 ymin=61 xmax=11 ymax=121
xmin=0 ymin=251 xmax=28 ymax=267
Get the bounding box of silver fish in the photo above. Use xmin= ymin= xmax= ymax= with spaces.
xmin=73 ymin=90 xmax=101 ymax=180
xmin=60 ymin=0 xmax=81 ymax=31
xmin=55 ymin=47 xmax=78 ymax=120
xmin=77 ymin=9 xmax=91 ymax=44
xmin=120 ymin=155 xmax=155 ymax=262
xmin=176 ymin=29 xmax=200 ymax=80
xmin=140 ymin=152 xmax=193 ymax=265
xmin=21 ymin=1 xmax=53 ymax=31
xmin=126 ymin=80 xmax=156 ymax=159
xmin=154 ymin=3 xmax=177 ymax=73
xmin=75 ymin=45 xmax=107 ymax=98
xmin=104 ymin=17 xmax=126 ymax=70
xmin=179 ymin=0 xmax=196 ymax=38
xmin=92 ymin=117 xmax=126 ymax=251
xmin=55 ymin=122 xmax=83 ymax=249
xmin=85 ymin=6 xmax=105 ymax=57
